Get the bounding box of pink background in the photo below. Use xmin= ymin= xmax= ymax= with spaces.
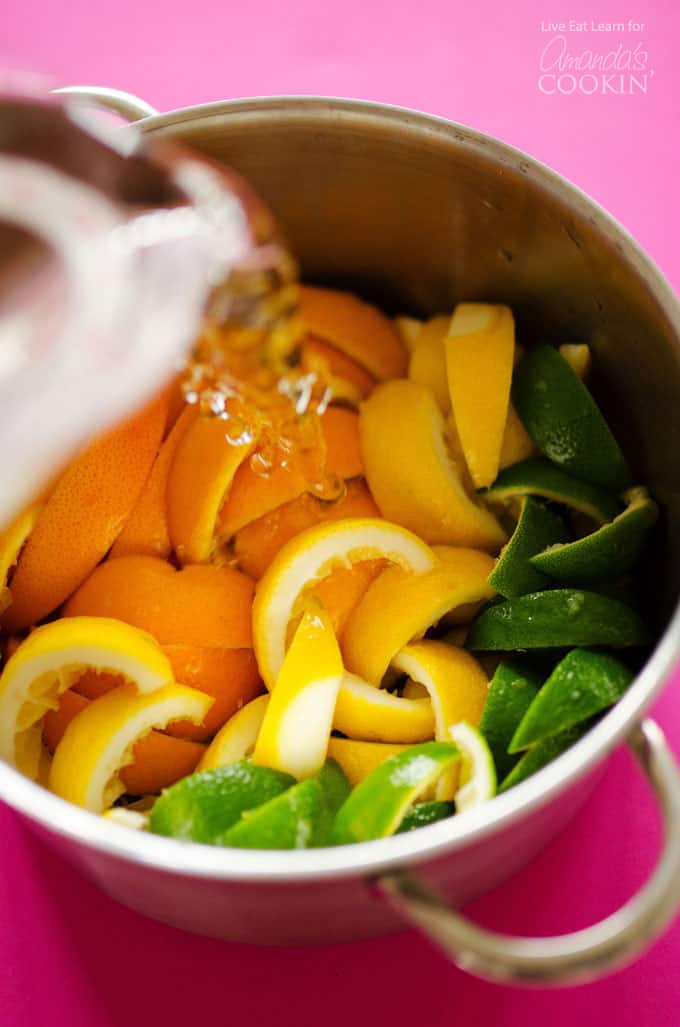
xmin=2 ymin=0 xmax=680 ymax=1023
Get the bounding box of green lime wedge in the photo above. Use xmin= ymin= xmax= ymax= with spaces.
xmin=530 ymin=487 xmax=657 ymax=586
xmin=315 ymin=759 xmax=352 ymax=845
xmin=498 ymin=724 xmax=586 ymax=792
xmin=484 ymin=458 xmax=620 ymax=524
xmin=467 ymin=589 xmax=649 ymax=650
xmin=331 ymin=742 xmax=459 ymax=844
xmin=219 ymin=778 xmax=323 ymax=849
xmin=449 ymin=721 xmax=497 ymax=810
xmin=488 ymin=496 xmax=569 ymax=598
xmin=509 ymin=649 xmax=632 ymax=752
xmin=396 ymin=801 xmax=454 ymax=833
xmin=479 ymin=661 xmax=543 ymax=779
xmin=149 ymin=762 xmax=295 ymax=844
xmin=512 ymin=345 xmax=631 ymax=490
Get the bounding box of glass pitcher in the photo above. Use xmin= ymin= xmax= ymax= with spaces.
xmin=0 ymin=94 xmax=293 ymax=528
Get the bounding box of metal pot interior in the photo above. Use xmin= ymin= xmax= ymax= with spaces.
xmin=141 ymin=98 xmax=680 ymax=634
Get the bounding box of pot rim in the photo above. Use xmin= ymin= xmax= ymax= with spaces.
xmin=1 ymin=94 xmax=679 ymax=883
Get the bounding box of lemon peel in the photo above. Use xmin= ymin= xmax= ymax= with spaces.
xmin=343 ymin=548 xmax=495 ymax=684
xmin=359 ymin=379 xmax=506 ymax=550
xmin=252 ymin=518 xmax=435 ymax=689
xmin=253 ymin=604 xmax=343 ymax=778
xmin=333 ymin=673 xmax=434 ymax=743
xmin=49 ymin=682 xmax=213 ymax=812
xmin=0 ymin=616 xmax=175 ymax=778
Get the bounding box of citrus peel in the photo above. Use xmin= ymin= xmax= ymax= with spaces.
xmin=342 ymin=547 xmax=496 ymax=684
xmin=49 ymin=682 xmax=212 ymax=811
xmin=359 ymin=379 xmax=506 ymax=550
xmin=0 ymin=502 xmax=42 ymax=616
xmin=199 ymin=693 xmax=270 ymax=770
xmin=3 ymin=392 xmax=167 ymax=630
xmin=333 ymin=672 xmax=434 ymax=743
xmin=297 ymin=284 xmax=407 ymax=380
xmin=253 ymin=603 xmax=343 ymax=778
xmin=445 ymin=303 xmax=515 ymax=488
xmin=252 ymin=518 xmax=436 ymax=689
xmin=0 ymin=615 xmax=175 ymax=778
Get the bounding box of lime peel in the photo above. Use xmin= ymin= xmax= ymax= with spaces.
xmin=448 ymin=721 xmax=497 ymax=811
xmin=220 ymin=778 xmax=323 ymax=850
xmin=331 ymin=742 xmax=459 ymax=844
xmin=487 ymin=496 xmax=569 ymax=598
xmin=468 ymin=589 xmax=649 ymax=650
xmin=529 ymin=486 xmax=657 ymax=585
xmin=396 ymin=800 xmax=454 ymax=833
xmin=512 ymin=344 xmax=631 ymax=490
xmin=509 ymin=649 xmax=633 ymax=752
xmin=479 ymin=661 xmax=542 ymax=779
xmin=499 ymin=724 xmax=586 ymax=792
xmin=483 ymin=458 xmax=620 ymax=524
xmin=219 ymin=759 xmax=350 ymax=849
xmin=149 ymin=760 xmax=296 ymax=843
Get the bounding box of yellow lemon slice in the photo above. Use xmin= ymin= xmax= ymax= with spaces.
xmin=0 ymin=616 xmax=175 ymax=779
xmin=359 ymin=379 xmax=506 ymax=550
xmin=432 ymin=544 xmax=494 ymax=626
xmin=393 ymin=642 xmax=489 ymax=801
xmin=445 ymin=303 xmax=515 ymax=489
xmin=253 ymin=604 xmax=343 ymax=778
xmin=0 ymin=503 xmax=42 ymax=615
xmin=342 ymin=548 xmax=496 ymax=684
xmin=408 ymin=315 xmax=451 ymax=413
xmin=252 ymin=518 xmax=435 ymax=688
xmin=391 ymin=641 xmax=488 ymax=739
xmin=333 ymin=673 xmax=434 ymax=743
xmin=199 ymin=693 xmax=270 ymax=770
xmin=49 ymin=682 xmax=213 ymax=812
xmin=326 ymin=737 xmax=409 ymax=787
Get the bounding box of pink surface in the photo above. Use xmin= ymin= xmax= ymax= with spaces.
xmin=2 ymin=0 xmax=680 ymax=1023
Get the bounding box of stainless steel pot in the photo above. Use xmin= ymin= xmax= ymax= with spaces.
xmin=3 ymin=87 xmax=680 ymax=986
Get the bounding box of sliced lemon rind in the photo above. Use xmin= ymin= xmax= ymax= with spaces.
xmin=342 ymin=549 xmax=495 ymax=684
xmin=391 ymin=641 xmax=488 ymax=742
xmin=0 ymin=617 xmax=174 ymax=772
xmin=258 ymin=674 xmax=341 ymax=778
xmin=252 ymin=518 xmax=436 ymax=689
xmin=49 ymin=682 xmax=213 ymax=812
xmin=199 ymin=693 xmax=270 ymax=770
xmin=253 ymin=605 xmax=344 ymax=778
xmin=333 ymin=673 xmax=434 ymax=743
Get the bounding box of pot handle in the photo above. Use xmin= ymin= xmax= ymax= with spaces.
xmin=376 ymin=718 xmax=680 ymax=985
xmin=52 ymin=86 xmax=158 ymax=123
